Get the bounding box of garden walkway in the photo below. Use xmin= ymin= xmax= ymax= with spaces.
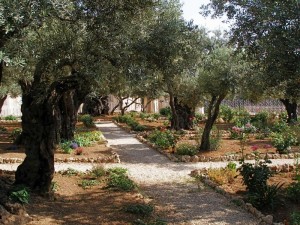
xmin=0 ymin=121 xmax=296 ymax=224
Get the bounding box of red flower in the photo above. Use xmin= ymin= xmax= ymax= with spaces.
xmin=251 ymin=145 xmax=259 ymax=151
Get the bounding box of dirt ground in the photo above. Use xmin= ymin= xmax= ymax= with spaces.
xmin=0 ymin=170 xmax=165 ymax=225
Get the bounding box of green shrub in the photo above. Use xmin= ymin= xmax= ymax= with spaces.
xmin=287 ymin=182 xmax=300 ymax=203
xmin=290 ymin=211 xmax=300 ymax=225
xmin=51 ymin=182 xmax=59 ymax=192
xmin=140 ymin=113 xmax=149 ymax=120
xmin=159 ymin=107 xmax=171 ymax=117
xmin=175 ymin=143 xmax=197 ymax=156
xmin=233 ymin=109 xmax=251 ymax=126
xmin=79 ymin=179 xmax=100 ymax=189
xmin=4 ymin=115 xmax=17 ymax=121
xmin=0 ymin=126 xmax=7 ymax=133
xmin=210 ymin=126 xmax=222 ymax=150
xmin=79 ymin=114 xmax=94 ymax=127
xmin=148 ymin=129 xmax=176 ymax=149
xmin=271 ymin=120 xmax=289 ymax=133
xmin=125 ymin=204 xmax=154 ymax=217
xmin=194 ymin=113 xmax=205 ymax=123
xmin=74 ymin=130 xmax=103 ymax=147
xmin=10 ymin=128 xmax=22 ymax=141
xmin=219 ymin=105 xmax=235 ymax=123
xmin=107 ymin=167 xmax=136 ymax=191
xmin=226 ymin=162 xmax=237 ymax=171
xmin=9 ymin=186 xmax=30 ymax=204
xmin=290 ymin=124 xmax=300 ymax=145
xmin=239 ymin=159 xmax=282 ymax=209
xmin=251 ymin=111 xmax=270 ymax=129
xmin=116 ymin=115 xmax=145 ymax=131
xmin=271 ymin=130 xmax=297 ymax=153
xmin=59 ymin=141 xmax=73 ymax=154
xmin=90 ymin=165 xmax=106 ymax=178
xmin=152 ymin=113 xmax=160 ymax=120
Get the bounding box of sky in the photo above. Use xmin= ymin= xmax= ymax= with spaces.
xmin=179 ymin=0 xmax=229 ymax=32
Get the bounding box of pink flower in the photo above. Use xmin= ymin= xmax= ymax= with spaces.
xmin=263 ymin=144 xmax=272 ymax=149
xmin=251 ymin=145 xmax=259 ymax=151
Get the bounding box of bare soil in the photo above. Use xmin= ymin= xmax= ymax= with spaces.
xmin=0 ymin=170 xmax=165 ymax=225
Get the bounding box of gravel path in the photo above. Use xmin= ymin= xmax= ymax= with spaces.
xmin=94 ymin=122 xmax=266 ymax=224
xmin=0 ymin=121 xmax=296 ymax=224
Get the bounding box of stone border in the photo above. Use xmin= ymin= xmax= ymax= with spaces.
xmin=190 ymin=169 xmax=287 ymax=225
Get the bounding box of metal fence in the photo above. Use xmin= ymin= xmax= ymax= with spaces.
xmin=221 ymin=99 xmax=285 ymax=114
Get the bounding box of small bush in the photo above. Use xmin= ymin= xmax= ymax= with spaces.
xmin=271 ymin=130 xmax=297 ymax=153
xmin=79 ymin=114 xmax=94 ymax=128
xmin=10 ymin=128 xmax=22 ymax=141
xmin=271 ymin=120 xmax=289 ymax=133
xmin=207 ymin=168 xmax=237 ymax=185
xmin=287 ymin=182 xmax=300 ymax=203
xmin=175 ymin=143 xmax=197 ymax=156
xmin=4 ymin=115 xmax=17 ymax=121
xmin=107 ymin=167 xmax=136 ymax=191
xmin=90 ymin=165 xmax=106 ymax=178
xmin=125 ymin=204 xmax=154 ymax=217
xmin=51 ymin=182 xmax=59 ymax=192
xmin=59 ymin=141 xmax=73 ymax=154
xmin=219 ymin=105 xmax=235 ymax=123
xmin=9 ymin=186 xmax=30 ymax=204
xmin=210 ymin=127 xmax=222 ymax=150
xmin=290 ymin=211 xmax=300 ymax=225
xmin=159 ymin=107 xmax=171 ymax=117
xmin=74 ymin=130 xmax=103 ymax=147
xmin=148 ymin=129 xmax=176 ymax=149
xmin=0 ymin=126 xmax=7 ymax=133
xmin=233 ymin=109 xmax=251 ymax=126
xmin=79 ymin=179 xmax=100 ymax=189
xmin=226 ymin=162 xmax=237 ymax=171
xmin=251 ymin=111 xmax=270 ymax=129
xmin=116 ymin=115 xmax=145 ymax=131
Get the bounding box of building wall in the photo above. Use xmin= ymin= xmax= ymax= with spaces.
xmin=0 ymin=95 xmax=22 ymax=117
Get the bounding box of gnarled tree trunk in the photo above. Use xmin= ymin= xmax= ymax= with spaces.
xmin=15 ymin=76 xmax=79 ymax=193
xmin=280 ymin=99 xmax=297 ymax=123
xmin=172 ymin=97 xmax=194 ymax=130
xmin=200 ymin=94 xmax=225 ymax=151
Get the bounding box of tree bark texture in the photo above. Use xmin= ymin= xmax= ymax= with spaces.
xmin=15 ymin=76 xmax=80 ymax=193
xmin=200 ymin=95 xmax=225 ymax=151
xmin=280 ymin=99 xmax=298 ymax=123
xmin=171 ymin=97 xmax=194 ymax=130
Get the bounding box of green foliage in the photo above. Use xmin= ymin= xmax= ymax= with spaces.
xmin=234 ymin=109 xmax=251 ymax=127
xmin=10 ymin=128 xmax=22 ymax=141
xmin=74 ymin=131 xmax=103 ymax=147
xmin=4 ymin=115 xmax=17 ymax=121
xmin=9 ymin=186 xmax=30 ymax=204
xmin=251 ymin=111 xmax=270 ymax=129
xmin=116 ymin=115 xmax=146 ymax=131
xmin=287 ymin=182 xmax=300 ymax=203
xmin=219 ymin=105 xmax=235 ymax=122
xmin=239 ymin=159 xmax=282 ymax=209
xmin=175 ymin=143 xmax=197 ymax=156
xmin=59 ymin=141 xmax=73 ymax=154
xmin=290 ymin=124 xmax=300 ymax=144
xmin=125 ymin=204 xmax=154 ymax=217
xmin=271 ymin=130 xmax=297 ymax=153
xmin=79 ymin=114 xmax=95 ymax=128
xmin=79 ymin=179 xmax=100 ymax=189
xmin=148 ymin=129 xmax=176 ymax=149
xmin=0 ymin=126 xmax=7 ymax=133
xmin=226 ymin=162 xmax=237 ymax=171
xmin=159 ymin=107 xmax=172 ymax=117
xmin=271 ymin=120 xmax=289 ymax=133
xmin=51 ymin=182 xmax=59 ymax=192
xmin=290 ymin=211 xmax=300 ymax=225
xmin=194 ymin=113 xmax=205 ymax=123
xmin=107 ymin=167 xmax=136 ymax=191
xmin=90 ymin=165 xmax=106 ymax=178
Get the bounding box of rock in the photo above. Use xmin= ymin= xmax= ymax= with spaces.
xmin=262 ymin=215 xmax=273 ymax=225
xmin=191 ymin=155 xmax=199 ymax=162
xmin=181 ymin=155 xmax=191 ymax=163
